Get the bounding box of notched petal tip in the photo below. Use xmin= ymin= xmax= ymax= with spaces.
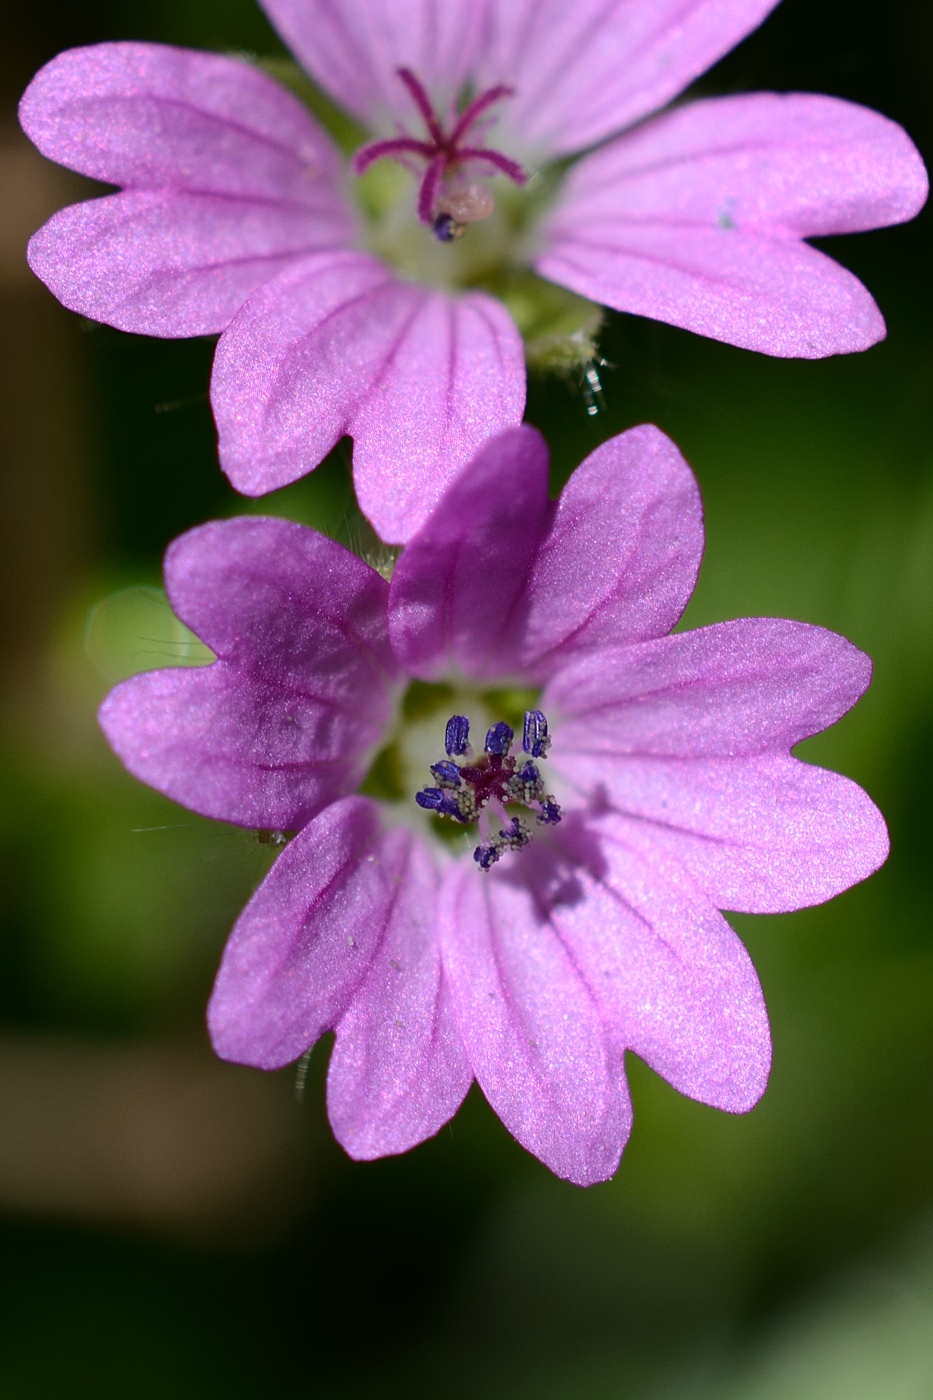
xmin=213 ymin=258 xmax=526 ymax=529
xmin=442 ymin=863 xmax=633 ymax=1185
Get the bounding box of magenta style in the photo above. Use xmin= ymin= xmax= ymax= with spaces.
xmin=19 ymin=0 xmax=928 ymax=543
xmin=98 ymin=425 xmax=888 ymax=1185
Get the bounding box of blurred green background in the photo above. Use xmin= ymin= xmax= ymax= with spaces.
xmin=1 ymin=1 xmax=932 ymax=1396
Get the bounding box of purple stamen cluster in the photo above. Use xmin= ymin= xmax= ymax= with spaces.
xmin=416 ymin=709 xmax=562 ymax=870
xmin=352 ymin=67 xmax=527 ymax=240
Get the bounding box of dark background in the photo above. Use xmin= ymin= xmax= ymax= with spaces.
xmin=1 ymin=2 xmax=932 ymax=1396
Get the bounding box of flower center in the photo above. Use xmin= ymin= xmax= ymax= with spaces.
xmin=352 ymin=68 xmax=527 ymax=242
xmin=414 ymin=710 xmax=561 ymax=871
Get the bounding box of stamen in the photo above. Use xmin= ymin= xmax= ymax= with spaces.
xmin=432 ymin=213 xmax=465 ymax=242
xmin=415 ymin=787 xmax=468 ymax=821
xmin=485 ymin=721 xmax=514 ymax=756
xmin=415 ymin=710 xmax=562 ymax=870
xmin=523 ymin=709 xmax=551 ymax=758
xmin=474 ymin=817 xmax=531 ymax=871
xmin=445 ymin=715 xmax=470 ymax=756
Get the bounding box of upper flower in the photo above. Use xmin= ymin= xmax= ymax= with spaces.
xmin=19 ymin=1 xmax=928 ymax=542
xmin=98 ymin=422 xmax=888 ymax=1185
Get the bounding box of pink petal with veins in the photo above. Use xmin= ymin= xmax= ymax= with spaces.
xmin=210 ymin=799 xmax=414 ymax=1070
xmin=99 ymin=518 xmax=398 ymax=829
xmin=442 ymin=857 xmax=632 ymax=1186
xmin=259 ymin=0 xmax=486 ymax=131
xmin=389 ymin=423 xmax=704 ymax=683
xmin=546 ymin=619 xmax=874 ymax=756
xmin=19 ymin=42 xmax=344 ymax=193
xmin=213 ymin=250 xmax=525 ymax=543
xmin=546 ymin=619 xmax=887 ymax=912
xmin=542 ymin=818 xmax=771 ymax=1112
xmin=388 ymin=425 xmax=553 ymax=682
xmin=328 ymin=837 xmax=472 ymax=1160
xmin=28 ymin=191 xmax=350 ymax=337
xmin=477 ymin=0 xmax=782 ymax=157
xmin=538 ymin=93 xmax=927 ymax=357
xmin=20 ymin=42 xmax=350 ymax=335
xmin=569 ymin=758 xmax=888 ymax=915
xmin=520 ymin=425 xmax=705 ymax=672
xmin=538 ymin=222 xmax=886 ymax=358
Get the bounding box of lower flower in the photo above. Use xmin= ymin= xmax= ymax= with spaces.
xmin=99 ymin=424 xmax=888 ymax=1184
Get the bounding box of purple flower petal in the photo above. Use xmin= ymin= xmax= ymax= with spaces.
xmin=538 ymin=217 xmax=885 ymax=359
xmin=210 ymin=798 xmax=419 ymax=1070
xmin=545 ymin=817 xmax=770 ymax=1112
xmin=212 ymin=250 xmax=525 ymax=540
xmin=20 ymin=43 xmax=351 ymax=335
xmin=161 ymin=517 xmax=395 ymax=673
xmin=388 ymin=424 xmax=552 ymax=681
xmin=547 ymin=619 xmax=874 ymax=756
xmin=537 ymin=93 xmax=927 ymax=358
xmin=99 ymin=518 xmax=399 ymax=828
xmin=442 ymin=859 xmax=632 ymax=1186
xmin=259 ymin=0 xmax=486 ymax=131
xmin=328 ymin=837 xmax=472 ymax=1160
xmin=576 ymin=760 xmax=888 ymax=915
xmin=28 ymin=191 xmax=350 ymax=337
xmin=261 ymin=1 xmax=779 ymax=158
xmin=390 ymin=422 xmax=703 ymax=683
xmin=477 ymin=0 xmax=781 ymax=157
xmin=19 ymin=42 xmax=344 ymax=195
xmin=549 ymin=94 xmax=928 ymax=240
xmin=519 ymin=424 xmax=704 ymax=674
xmin=546 ymin=617 xmax=888 ymax=911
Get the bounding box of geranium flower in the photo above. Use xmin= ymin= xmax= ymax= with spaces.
xmin=20 ymin=2 xmax=927 ymax=542
xmin=98 ymin=424 xmax=888 ymax=1184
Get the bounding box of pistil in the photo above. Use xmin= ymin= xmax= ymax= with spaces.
xmin=352 ymin=68 xmax=527 ymax=241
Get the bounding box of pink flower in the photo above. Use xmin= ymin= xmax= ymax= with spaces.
xmin=20 ymin=3 xmax=927 ymax=543
xmin=98 ymin=423 xmax=888 ymax=1184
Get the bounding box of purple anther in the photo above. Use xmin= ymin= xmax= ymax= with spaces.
xmin=473 ymin=843 xmax=498 ymax=871
xmin=432 ymin=213 xmax=462 ymax=242
xmin=430 ymin=760 xmax=461 ymax=786
xmin=485 ymin=721 xmax=514 ymax=756
xmin=502 ymin=817 xmax=531 ymax=848
xmin=523 ymin=709 xmax=551 ymax=758
xmin=538 ymin=799 xmax=562 ymax=825
xmin=445 ymin=714 xmax=470 ymax=756
xmin=518 ymin=761 xmax=540 ymax=785
xmin=416 ymin=787 xmax=462 ymax=820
